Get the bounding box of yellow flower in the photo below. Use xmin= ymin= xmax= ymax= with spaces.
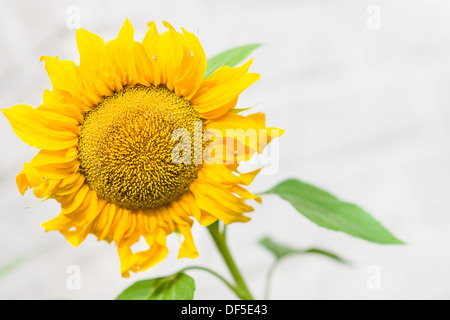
xmin=2 ymin=19 xmax=282 ymax=277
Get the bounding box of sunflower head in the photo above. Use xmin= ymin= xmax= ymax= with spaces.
xmin=78 ymin=84 xmax=203 ymax=210
xmin=2 ymin=19 xmax=283 ymax=277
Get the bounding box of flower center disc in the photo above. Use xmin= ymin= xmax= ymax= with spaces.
xmin=78 ymin=85 xmax=203 ymax=210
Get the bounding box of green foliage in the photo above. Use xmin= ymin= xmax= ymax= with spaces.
xmin=259 ymin=237 xmax=348 ymax=264
xmin=116 ymin=272 xmax=195 ymax=300
xmin=204 ymin=44 xmax=261 ymax=78
xmin=261 ymin=179 xmax=404 ymax=244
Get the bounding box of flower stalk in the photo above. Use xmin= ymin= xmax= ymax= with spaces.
xmin=207 ymin=222 xmax=254 ymax=300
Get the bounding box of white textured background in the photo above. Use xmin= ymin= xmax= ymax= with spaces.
xmin=1 ymin=0 xmax=450 ymax=300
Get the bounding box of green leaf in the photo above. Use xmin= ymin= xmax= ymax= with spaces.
xmin=116 ymin=272 xmax=195 ymax=300
xmin=232 ymin=107 xmax=253 ymax=114
xmin=259 ymin=237 xmax=298 ymax=260
xmin=259 ymin=237 xmax=348 ymax=264
xmin=261 ymin=179 xmax=404 ymax=245
xmin=205 ymin=43 xmax=261 ymax=79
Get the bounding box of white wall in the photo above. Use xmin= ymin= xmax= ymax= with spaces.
xmin=0 ymin=0 xmax=449 ymax=299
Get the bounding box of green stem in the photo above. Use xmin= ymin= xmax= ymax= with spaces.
xmin=207 ymin=222 xmax=254 ymax=300
xmin=180 ymin=266 xmax=238 ymax=297
xmin=264 ymin=260 xmax=279 ymax=300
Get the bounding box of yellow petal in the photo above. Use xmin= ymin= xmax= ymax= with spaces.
xmin=42 ymin=215 xmax=71 ymax=232
xmin=191 ymin=60 xmax=260 ymax=119
xmin=38 ymin=89 xmax=84 ymax=124
xmin=142 ymin=22 xmax=159 ymax=57
xmin=40 ymin=56 xmax=78 ymax=94
xmin=33 ymin=179 xmax=60 ymax=199
xmin=190 ymin=180 xmax=252 ymax=224
xmin=155 ymin=22 xmax=185 ymax=91
xmin=133 ymin=41 xmax=160 ymax=86
xmin=76 ymin=28 xmax=115 ymax=98
xmin=16 ymin=171 xmax=29 ymax=195
xmin=111 ymin=207 xmax=132 ymax=243
xmin=60 ymin=183 xmax=90 ymax=215
xmin=27 ymin=149 xmax=79 ymax=180
xmin=206 ymin=112 xmax=284 ymax=162
xmin=96 ymin=203 xmax=117 ymax=241
xmin=16 ymin=148 xmax=78 ymax=196
xmin=40 ymin=56 xmax=89 ymax=110
xmin=197 ymin=210 xmax=218 ymax=227
xmin=29 ymin=148 xmax=77 ymax=166
xmin=106 ymin=18 xmax=137 ymax=89
xmin=172 ymin=28 xmax=207 ymax=99
xmin=230 ymin=185 xmax=262 ymax=204
xmin=53 ymin=172 xmax=85 ymax=196
xmin=2 ymin=105 xmax=78 ymax=150
xmin=23 ymin=163 xmax=43 ymax=188
xmin=177 ymin=224 xmax=199 ymax=259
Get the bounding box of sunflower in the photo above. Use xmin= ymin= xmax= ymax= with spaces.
xmin=2 ymin=19 xmax=282 ymax=277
